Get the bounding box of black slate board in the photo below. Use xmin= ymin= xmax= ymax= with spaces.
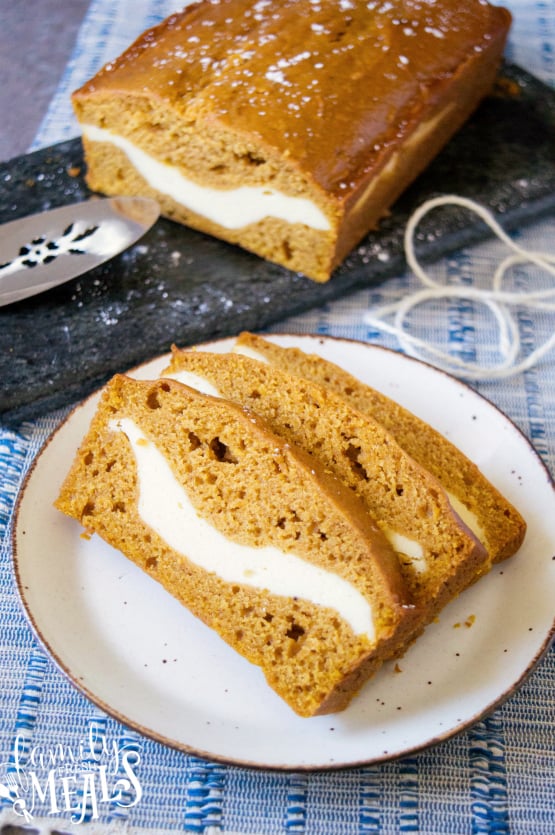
xmin=1 ymin=62 xmax=554 ymax=426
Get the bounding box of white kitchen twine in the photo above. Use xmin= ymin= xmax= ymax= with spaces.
xmin=363 ymin=195 xmax=555 ymax=380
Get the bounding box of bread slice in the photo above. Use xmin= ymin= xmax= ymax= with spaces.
xmin=234 ymin=332 xmax=526 ymax=563
xmin=55 ymin=374 xmax=417 ymax=717
xmin=164 ymin=348 xmax=489 ymax=624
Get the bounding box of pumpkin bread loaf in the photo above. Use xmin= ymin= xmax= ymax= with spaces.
xmin=71 ymin=0 xmax=511 ymax=281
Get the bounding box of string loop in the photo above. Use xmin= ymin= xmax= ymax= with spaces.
xmin=363 ymin=195 xmax=555 ymax=380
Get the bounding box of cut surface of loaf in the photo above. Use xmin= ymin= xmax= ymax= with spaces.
xmin=164 ymin=348 xmax=489 ymax=625
xmin=234 ymin=332 xmax=527 ymax=563
xmin=55 ymin=374 xmax=417 ymax=717
xmin=71 ymin=0 xmax=511 ymax=281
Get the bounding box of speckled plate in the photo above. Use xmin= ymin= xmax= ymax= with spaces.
xmin=13 ymin=334 xmax=555 ymax=770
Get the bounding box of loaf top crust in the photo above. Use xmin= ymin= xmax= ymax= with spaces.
xmin=73 ymin=0 xmax=511 ymax=195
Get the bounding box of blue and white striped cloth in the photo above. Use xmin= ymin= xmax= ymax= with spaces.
xmin=1 ymin=1 xmax=555 ymax=832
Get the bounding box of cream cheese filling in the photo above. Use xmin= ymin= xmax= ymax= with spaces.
xmin=446 ymin=491 xmax=486 ymax=546
xmin=111 ymin=417 xmax=375 ymax=639
xmin=165 ymin=368 xmax=221 ymax=398
xmin=232 ymin=344 xmax=271 ymax=363
xmin=382 ymin=529 xmax=426 ymax=573
xmin=81 ymin=124 xmax=331 ymax=231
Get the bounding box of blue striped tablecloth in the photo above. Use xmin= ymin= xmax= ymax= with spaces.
xmin=1 ymin=2 xmax=554 ymax=832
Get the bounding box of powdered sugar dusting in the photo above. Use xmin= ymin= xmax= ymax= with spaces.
xmin=106 ymin=0 xmax=501 ymax=184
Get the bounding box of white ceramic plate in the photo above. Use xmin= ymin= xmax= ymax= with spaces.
xmin=13 ymin=334 xmax=555 ymax=770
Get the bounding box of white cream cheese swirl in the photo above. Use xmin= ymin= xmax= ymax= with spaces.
xmin=110 ymin=417 xmax=375 ymax=640
xmin=82 ymin=124 xmax=331 ymax=231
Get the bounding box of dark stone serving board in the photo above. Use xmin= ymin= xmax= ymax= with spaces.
xmin=1 ymin=62 xmax=554 ymax=426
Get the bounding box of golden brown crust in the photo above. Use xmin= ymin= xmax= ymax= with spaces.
xmin=234 ymin=332 xmax=527 ymax=562
xmin=55 ymin=374 xmax=418 ymax=716
xmin=73 ymin=0 xmax=510 ymax=196
xmin=71 ymin=0 xmax=511 ymax=280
